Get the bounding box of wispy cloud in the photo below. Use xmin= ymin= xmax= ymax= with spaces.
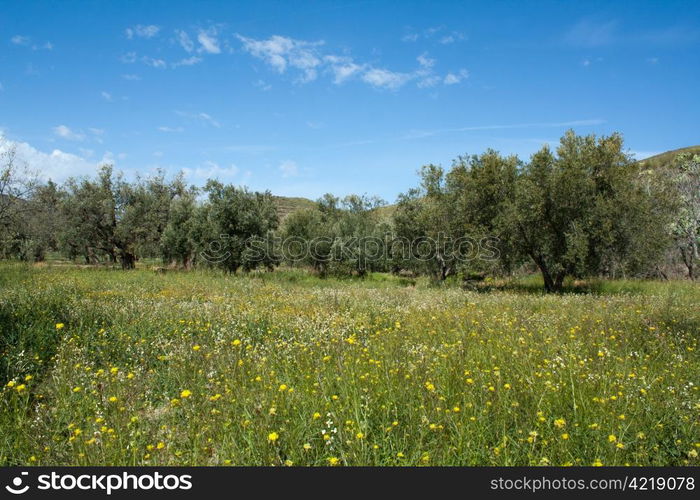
xmin=121 ymin=73 xmax=141 ymax=81
xmin=126 ymin=25 xmax=160 ymax=40
xmin=175 ymin=29 xmax=194 ymax=52
xmin=197 ymin=28 xmax=221 ymax=54
xmin=100 ymin=91 xmax=113 ymax=102
xmin=401 ymin=26 xmax=465 ymax=44
xmin=564 ymin=20 xmax=617 ymax=47
xmin=10 ymin=34 xmax=53 ymax=50
xmin=157 ymin=126 xmax=184 ymax=133
xmin=11 ymin=35 xmax=30 ymax=46
xmin=238 ymin=34 xmax=324 ymax=83
xmin=564 ymin=19 xmax=698 ymax=48
xmin=362 ymin=68 xmax=414 ymax=90
xmin=174 ymin=111 xmax=221 ymax=128
xmin=278 ymin=160 xmax=299 ymax=178
xmin=238 ymin=33 xmax=466 ymax=90
xmin=183 ymin=161 xmax=239 ymax=183
xmin=443 ymin=69 xmax=469 ymax=85
xmin=53 ymin=125 xmax=85 ymax=141
xmin=171 ymin=56 xmax=202 ymax=68
xmin=402 ymin=119 xmax=607 ymax=140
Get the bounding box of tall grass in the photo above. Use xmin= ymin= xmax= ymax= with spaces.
xmin=0 ymin=262 xmax=698 ymax=466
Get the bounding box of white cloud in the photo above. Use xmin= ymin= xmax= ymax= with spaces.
xmin=238 ymin=33 xmax=463 ymax=91
xmin=565 ymin=20 xmax=617 ymax=47
xmin=253 ymin=79 xmax=272 ymax=91
xmin=174 ymin=111 xmax=220 ymax=128
xmin=10 ymin=35 xmax=52 ymax=50
xmin=198 ymin=29 xmax=221 ymax=54
xmin=183 ymin=161 xmax=239 ymax=183
xmin=172 ymin=56 xmax=202 ymax=68
xmin=0 ymin=135 xmax=114 ymax=183
xmin=101 ymin=91 xmax=113 ymax=101
xmin=647 ymin=57 xmax=659 ymax=64
xmin=126 ymin=25 xmax=160 ymax=40
xmin=10 ymin=35 xmax=29 ymax=45
xmin=121 ymin=73 xmax=141 ymax=80
xmin=175 ymin=30 xmax=194 ymax=52
xmin=324 ymin=55 xmax=364 ymax=84
xmin=142 ymin=56 xmax=166 ymax=68
xmin=157 ymin=126 xmax=184 ymax=133
xmin=402 ymin=119 xmax=606 ymax=140
xmin=443 ymin=69 xmax=469 ymax=85
xmin=361 ymin=68 xmax=413 ymax=90
xmin=120 ymin=52 xmax=138 ymax=63
xmin=237 ymin=34 xmax=323 ymax=82
xmin=402 ymin=27 xmax=465 ymax=44
xmin=417 ymin=75 xmax=441 ymax=88
xmin=417 ymin=52 xmax=435 ymax=68
xmin=278 ymin=160 xmax=299 ymax=178
xmin=53 ymin=125 xmax=85 ymax=141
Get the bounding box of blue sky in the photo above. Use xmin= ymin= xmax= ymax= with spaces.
xmin=1 ymin=0 xmax=699 ymax=201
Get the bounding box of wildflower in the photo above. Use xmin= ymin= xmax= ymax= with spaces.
xmin=231 ymin=339 xmax=241 ymax=346
xmin=356 ymin=432 xmax=365 ymax=440
xmin=278 ymin=384 xmax=287 ymax=392
xmin=608 ymin=435 xmax=617 ymax=443
xmin=313 ymin=412 xmax=321 ymax=420
xmin=108 ymin=396 xmax=118 ymax=403
xmin=267 ymin=432 xmax=279 ymax=443
xmin=561 ymin=433 xmax=570 ymax=440
xmin=592 ymin=459 xmax=603 ymax=466
xmin=303 ymin=443 xmax=312 ymax=451
xmin=180 ymin=389 xmax=192 ymax=398
xmin=15 ymin=384 xmax=26 ymax=393
xmin=424 ymin=381 xmax=436 ymax=392
xmin=56 ymin=323 xmax=65 ymax=330
xmin=688 ymin=449 xmax=698 ymax=459
xmin=327 ymin=457 xmax=340 ymax=466
xmin=554 ymin=418 xmax=566 ymax=429
xmin=192 ymin=345 xmax=201 ymax=351
xmin=157 ymin=442 xmax=165 ymax=449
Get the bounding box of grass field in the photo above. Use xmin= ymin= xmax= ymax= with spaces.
xmin=0 ymin=262 xmax=698 ymax=466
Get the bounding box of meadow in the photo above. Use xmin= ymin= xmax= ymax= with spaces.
xmin=0 ymin=262 xmax=698 ymax=466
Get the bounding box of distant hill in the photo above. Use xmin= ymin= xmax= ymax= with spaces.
xmin=272 ymin=145 xmax=700 ymax=222
xmin=272 ymin=196 xmax=316 ymax=220
xmin=637 ymin=145 xmax=700 ymax=170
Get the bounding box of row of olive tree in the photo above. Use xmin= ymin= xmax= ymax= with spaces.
xmin=391 ymin=131 xmax=694 ymax=291
xmin=1 ymin=131 xmax=698 ymax=289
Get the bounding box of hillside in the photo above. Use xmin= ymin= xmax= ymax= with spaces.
xmin=637 ymin=145 xmax=700 ymax=169
xmin=272 ymin=196 xmax=316 ymax=220
xmin=272 ymin=145 xmax=700 ymax=222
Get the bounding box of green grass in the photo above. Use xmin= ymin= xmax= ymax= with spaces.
xmin=0 ymin=262 xmax=698 ymax=466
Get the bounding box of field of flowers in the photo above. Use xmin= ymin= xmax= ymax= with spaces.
xmin=0 ymin=262 xmax=698 ymax=466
